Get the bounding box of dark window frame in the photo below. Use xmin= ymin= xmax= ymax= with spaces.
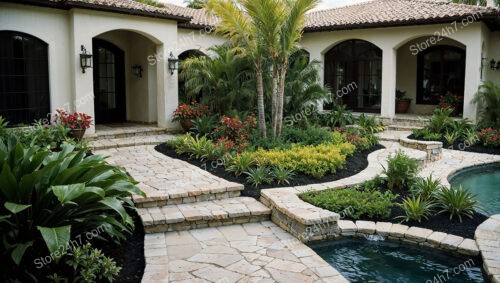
xmin=0 ymin=30 xmax=50 ymax=125
xmin=416 ymin=45 xmax=466 ymax=105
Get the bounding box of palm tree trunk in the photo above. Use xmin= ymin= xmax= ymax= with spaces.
xmin=272 ymin=66 xmax=279 ymax=137
xmin=276 ymin=64 xmax=288 ymax=136
xmin=256 ymin=64 xmax=267 ymax=138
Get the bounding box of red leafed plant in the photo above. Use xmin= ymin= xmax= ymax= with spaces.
xmin=172 ymin=102 xmax=211 ymax=122
xmin=53 ymin=109 xmax=93 ymax=129
xmin=212 ymin=114 xmax=257 ymax=152
xmin=477 ymin=128 xmax=500 ymax=147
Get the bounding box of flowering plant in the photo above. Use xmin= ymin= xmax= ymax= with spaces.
xmin=439 ymin=92 xmax=461 ymax=110
xmin=53 ymin=109 xmax=92 ymax=129
xmin=477 ymin=128 xmax=500 ymax=147
xmin=212 ymin=114 xmax=257 ymax=152
xmin=172 ymin=102 xmax=210 ymax=122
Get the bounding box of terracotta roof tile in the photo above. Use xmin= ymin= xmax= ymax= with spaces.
xmin=305 ymin=0 xmax=500 ymax=31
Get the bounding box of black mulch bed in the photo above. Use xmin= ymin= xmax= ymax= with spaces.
xmin=155 ymin=143 xmax=385 ymax=200
xmin=310 ymin=184 xmax=488 ymax=239
xmin=93 ymin=209 xmax=145 ymax=283
xmin=407 ymin=134 xmax=500 ymax=155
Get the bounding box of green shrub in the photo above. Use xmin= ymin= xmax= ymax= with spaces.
xmin=300 ymin=187 xmax=398 ymax=220
xmin=191 ymin=115 xmax=218 ymax=137
xmin=428 ymin=107 xmax=454 ymax=134
xmin=0 ymin=135 xmax=144 ymax=281
xmin=169 ymin=134 xmax=223 ymax=160
xmin=473 ymin=81 xmax=500 ymax=128
xmin=423 ymin=132 xmax=442 ymax=141
xmin=451 ymin=118 xmax=474 ymax=137
xmin=57 ymin=243 xmax=121 ymax=282
xmin=322 ymin=103 xmax=354 ymax=128
xmin=250 ymin=142 xmax=355 ymax=178
xmin=225 ymin=152 xmax=257 ymax=176
xmin=436 ymin=186 xmax=481 ymax=222
xmin=463 ymin=128 xmax=478 ymax=146
xmin=410 ymin=175 xmax=442 ymax=200
xmin=339 ymin=127 xmax=379 ymax=151
xmin=281 ymin=127 xmax=335 ymax=146
xmin=356 ymin=114 xmax=384 ymax=134
xmin=383 ymin=150 xmax=420 ymax=189
xmin=0 ymin=116 xmax=8 ymax=138
xmin=444 ymin=131 xmax=460 ymax=145
xmin=245 ymin=167 xmax=273 ymax=187
xmin=397 ymin=196 xmax=436 ymax=223
xmin=271 ymin=167 xmax=295 ymax=185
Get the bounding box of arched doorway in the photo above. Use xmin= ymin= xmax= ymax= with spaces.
xmin=0 ymin=31 xmax=50 ymax=125
xmin=324 ymin=40 xmax=382 ymax=113
xmin=416 ymin=45 xmax=465 ymax=105
xmin=178 ymin=49 xmax=206 ymax=104
xmin=92 ymin=38 xmax=126 ymax=123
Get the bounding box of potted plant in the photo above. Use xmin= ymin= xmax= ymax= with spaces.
xmin=395 ymin=89 xmax=411 ymax=114
xmin=53 ymin=109 xmax=93 ymax=141
xmin=439 ymin=92 xmax=462 ymax=116
xmin=172 ymin=102 xmax=211 ymax=132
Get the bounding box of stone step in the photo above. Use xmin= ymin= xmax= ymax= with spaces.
xmin=85 ymin=126 xmax=171 ymax=142
xmin=387 ymin=124 xmax=423 ymax=131
xmin=138 ymin=197 xmax=271 ymax=233
xmin=89 ymin=133 xmax=175 ymax=150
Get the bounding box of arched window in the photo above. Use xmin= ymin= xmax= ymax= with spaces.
xmin=416 ymin=45 xmax=465 ymax=105
xmin=0 ymin=31 xmax=50 ymax=125
xmin=324 ymin=40 xmax=382 ymax=112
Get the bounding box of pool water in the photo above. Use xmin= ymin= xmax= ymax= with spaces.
xmin=449 ymin=163 xmax=500 ymax=216
xmin=309 ymin=239 xmax=484 ymax=283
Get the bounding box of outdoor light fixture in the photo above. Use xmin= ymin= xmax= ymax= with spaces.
xmin=167 ymin=52 xmax=179 ymax=75
xmin=132 ymin=64 xmax=143 ymax=78
xmin=491 ymin=59 xmax=497 ymax=70
xmin=80 ymin=45 xmax=92 ymax=73
xmin=496 ymin=61 xmax=500 ymax=70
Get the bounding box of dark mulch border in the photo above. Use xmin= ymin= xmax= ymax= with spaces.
xmin=94 ymin=209 xmax=145 ymax=283
xmin=155 ymin=143 xmax=385 ymax=199
xmin=407 ymin=134 xmax=500 ymax=155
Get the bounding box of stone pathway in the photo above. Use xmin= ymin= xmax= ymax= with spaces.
xmin=143 ymin=221 xmax=347 ymax=283
xmin=94 ymin=145 xmax=243 ymax=207
xmin=475 ymin=214 xmax=500 ymax=283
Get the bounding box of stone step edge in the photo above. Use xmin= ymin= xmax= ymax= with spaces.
xmin=386 ymin=125 xmax=423 ymax=131
xmin=133 ymin=182 xmax=244 ymax=208
xmin=90 ymin=139 xmax=168 ymax=150
xmin=138 ymin=197 xmax=271 ymax=233
xmin=84 ymin=128 xmax=171 ymax=141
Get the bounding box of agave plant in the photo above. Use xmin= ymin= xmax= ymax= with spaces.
xmin=396 ymin=196 xmax=436 ymax=223
xmin=0 ymin=135 xmax=144 ymax=281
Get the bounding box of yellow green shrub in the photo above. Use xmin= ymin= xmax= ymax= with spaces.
xmin=250 ymin=142 xmax=355 ymax=178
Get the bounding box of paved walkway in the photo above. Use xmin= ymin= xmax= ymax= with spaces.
xmin=95 ymin=145 xmax=242 ymax=205
xmin=143 ymin=221 xmax=347 ymax=283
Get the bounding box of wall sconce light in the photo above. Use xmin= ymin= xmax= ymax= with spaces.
xmin=167 ymin=52 xmax=179 ymax=75
xmin=132 ymin=64 xmax=143 ymax=78
xmin=490 ymin=59 xmax=497 ymax=70
xmin=80 ymin=45 xmax=93 ymax=73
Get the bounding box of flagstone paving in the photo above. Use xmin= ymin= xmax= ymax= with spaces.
xmin=142 ymin=221 xmax=348 ymax=283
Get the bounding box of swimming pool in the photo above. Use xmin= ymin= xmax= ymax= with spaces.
xmin=448 ymin=163 xmax=500 ymax=216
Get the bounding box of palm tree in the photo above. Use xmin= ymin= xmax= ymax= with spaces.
xmin=206 ymin=0 xmax=269 ymax=138
xmin=473 ymin=81 xmax=500 ymax=128
xmin=180 ymin=45 xmax=255 ymax=114
xmin=184 ymin=0 xmax=205 ymax=9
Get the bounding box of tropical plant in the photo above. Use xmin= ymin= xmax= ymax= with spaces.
xmin=133 ymin=0 xmax=164 ymax=7
xmin=356 ymin=114 xmax=384 ymax=134
xmin=397 ymin=196 xmax=436 ymax=223
xmin=428 ymin=107 xmax=454 ymax=134
xmin=0 ymin=116 xmax=8 ymax=137
xmin=225 ymin=152 xmax=257 ymax=176
xmin=0 ymin=135 xmax=144 ymax=281
xmin=62 ymin=243 xmax=121 ymax=282
xmin=283 ymin=51 xmax=329 ymax=117
xmin=436 ymin=186 xmax=481 ymax=222
xmin=171 ymin=102 xmax=211 ymax=122
xmin=180 ymin=45 xmax=255 ymax=114
xmin=410 ymin=175 xmax=442 ymax=200
xmin=444 ymin=130 xmax=460 ymax=145
xmin=473 ymin=81 xmax=500 ymax=128
xmin=53 ymin=109 xmax=93 ymax=130
xmin=191 ymin=115 xmax=218 ymax=137
xmin=477 ymin=128 xmax=500 ymax=147
xmin=451 ymin=118 xmax=473 ymax=137
xmin=271 ymin=167 xmax=295 ymax=185
xmin=463 ymin=128 xmax=479 ymax=146
xmin=212 ymin=114 xmax=257 ymax=152
xmin=323 ymin=103 xmax=354 ymax=128
xmin=281 ymin=127 xmax=336 ymax=146
xmin=245 ymin=166 xmax=273 ymax=187
xmin=382 ymin=150 xmax=420 ymax=189
xmin=184 ymin=0 xmax=205 ymax=9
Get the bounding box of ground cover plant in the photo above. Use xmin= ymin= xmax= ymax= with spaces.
xmin=300 ymin=151 xmax=486 ymax=238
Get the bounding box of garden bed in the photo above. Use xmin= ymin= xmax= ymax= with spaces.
xmin=407 ymin=134 xmax=500 ymax=155
xmin=155 ymin=143 xmax=384 ymax=199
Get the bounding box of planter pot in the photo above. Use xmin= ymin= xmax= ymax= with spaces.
xmin=70 ymin=128 xmax=86 ymax=141
xmin=395 ymin=99 xmax=411 ymax=114
xmin=179 ymin=119 xmax=193 ymax=132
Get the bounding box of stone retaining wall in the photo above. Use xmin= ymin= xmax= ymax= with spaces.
xmin=399 ymin=137 xmax=442 ymax=162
